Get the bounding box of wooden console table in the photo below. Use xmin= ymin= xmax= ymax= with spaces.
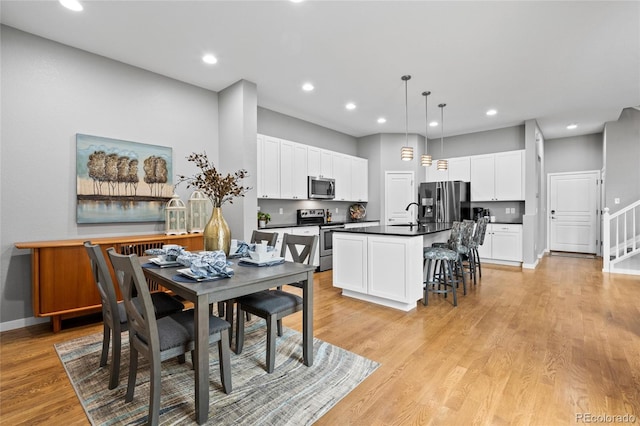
xmin=15 ymin=233 xmax=204 ymax=332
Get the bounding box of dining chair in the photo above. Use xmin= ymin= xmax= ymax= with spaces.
xmin=431 ymin=222 xmax=469 ymax=295
xmin=83 ymin=241 xmax=185 ymax=390
xmin=217 ymin=230 xmax=280 ymax=341
xmin=106 ymin=248 xmax=232 ymax=425
xmin=423 ymin=245 xmax=461 ymax=306
xmin=234 ymin=233 xmax=318 ymax=373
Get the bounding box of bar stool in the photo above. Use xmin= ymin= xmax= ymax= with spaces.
xmin=423 ymin=246 xmax=461 ymax=306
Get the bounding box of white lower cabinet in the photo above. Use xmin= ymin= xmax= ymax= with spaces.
xmin=333 ymin=233 xmax=368 ymax=293
xmin=477 ymin=224 xmax=523 ymax=263
xmin=333 ymin=232 xmax=423 ymax=311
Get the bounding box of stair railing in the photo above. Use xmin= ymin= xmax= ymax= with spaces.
xmin=602 ymin=200 xmax=640 ymax=272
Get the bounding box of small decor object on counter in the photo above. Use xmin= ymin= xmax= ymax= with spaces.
xmin=187 ymin=190 xmax=209 ymax=233
xmin=326 ymin=209 xmax=332 ymax=222
xmin=257 ymin=212 xmax=271 ymax=229
xmin=164 ymin=193 xmax=188 ymax=235
xmin=177 ymin=152 xmax=250 ymax=255
xmin=349 ymin=203 xmax=366 ymax=221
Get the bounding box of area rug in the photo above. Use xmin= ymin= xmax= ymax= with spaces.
xmin=55 ymin=321 xmax=379 ymax=425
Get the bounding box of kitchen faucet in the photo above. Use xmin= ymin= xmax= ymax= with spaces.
xmin=405 ymin=202 xmax=420 ymax=227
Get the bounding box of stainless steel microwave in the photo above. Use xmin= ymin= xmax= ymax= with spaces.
xmin=308 ymin=176 xmax=335 ymax=199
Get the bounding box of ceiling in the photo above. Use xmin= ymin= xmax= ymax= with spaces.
xmin=2 ymin=1 xmax=639 ymax=140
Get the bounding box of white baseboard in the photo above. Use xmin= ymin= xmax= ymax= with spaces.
xmin=522 ymin=258 xmax=539 ymax=269
xmin=0 ymin=316 xmax=49 ymax=333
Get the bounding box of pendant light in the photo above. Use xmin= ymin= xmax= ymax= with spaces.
xmin=400 ymin=75 xmax=413 ymax=161
xmin=437 ymin=103 xmax=448 ymax=171
xmin=421 ymin=91 xmax=432 ymax=166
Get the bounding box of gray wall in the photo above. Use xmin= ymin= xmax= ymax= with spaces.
xmin=427 ymin=125 xmax=525 ymax=158
xmin=604 ymin=108 xmax=640 ymax=213
xmin=545 ymin=133 xmax=603 ymax=174
xmin=1 ymin=26 xmax=220 ymax=327
xmin=257 ymin=107 xmax=358 ymax=155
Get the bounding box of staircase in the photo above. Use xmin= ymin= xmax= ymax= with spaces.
xmin=602 ymin=200 xmax=640 ymax=275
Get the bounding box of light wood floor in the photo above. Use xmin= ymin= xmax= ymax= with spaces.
xmin=1 ymin=255 xmax=639 ymax=425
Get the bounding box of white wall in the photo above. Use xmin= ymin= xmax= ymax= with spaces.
xmin=1 ymin=26 xmax=219 ymax=326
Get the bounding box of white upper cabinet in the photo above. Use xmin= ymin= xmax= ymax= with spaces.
xmin=494 ymin=150 xmax=524 ymax=200
xmin=307 ymin=147 xmax=333 ymax=178
xmin=351 ymin=157 xmax=368 ymax=202
xmin=332 ymin=153 xmax=351 ymax=201
xmin=279 ymin=139 xmax=308 ymax=199
xmin=470 ymin=154 xmax=495 ymax=201
xmin=448 ymin=157 xmax=471 ymax=182
xmin=424 ymin=156 xmax=470 ymax=183
xmin=257 ymin=135 xmax=280 ymax=198
xmin=257 ymin=134 xmax=369 ymax=201
xmin=470 ymin=150 xmax=524 ymax=201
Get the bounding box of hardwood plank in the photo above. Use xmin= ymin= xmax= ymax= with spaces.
xmin=1 ymin=255 xmax=639 ymax=424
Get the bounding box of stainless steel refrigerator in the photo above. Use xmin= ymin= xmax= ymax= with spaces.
xmin=418 ymin=181 xmax=471 ymax=223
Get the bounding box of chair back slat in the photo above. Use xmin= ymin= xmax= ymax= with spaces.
xmin=280 ymin=233 xmax=318 ymax=265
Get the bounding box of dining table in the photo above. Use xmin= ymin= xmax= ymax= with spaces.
xmin=141 ymin=256 xmax=316 ymax=425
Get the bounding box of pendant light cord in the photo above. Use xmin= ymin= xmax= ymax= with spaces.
xmin=439 ymin=103 xmax=446 ymax=155
xmin=423 ymin=91 xmax=430 ymax=154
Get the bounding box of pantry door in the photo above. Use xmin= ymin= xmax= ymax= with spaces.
xmin=385 ymin=171 xmax=415 ymax=225
xmin=548 ymin=171 xmax=599 ymax=254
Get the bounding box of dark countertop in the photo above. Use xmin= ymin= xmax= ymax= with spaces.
xmin=262 ymin=219 xmax=380 ymax=229
xmin=334 ymin=222 xmax=453 ymax=237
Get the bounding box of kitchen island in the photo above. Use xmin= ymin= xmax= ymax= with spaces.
xmin=332 ymin=223 xmax=452 ymax=311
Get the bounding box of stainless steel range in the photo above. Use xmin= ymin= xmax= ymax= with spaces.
xmin=296 ymin=209 xmax=345 ymax=271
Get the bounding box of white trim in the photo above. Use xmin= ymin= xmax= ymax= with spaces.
xmin=522 ymin=258 xmax=538 ymax=269
xmin=0 ymin=316 xmax=49 ymax=332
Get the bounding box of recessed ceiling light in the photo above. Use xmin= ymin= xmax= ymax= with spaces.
xmin=345 ymin=103 xmax=356 ymax=110
xmin=377 ymin=117 xmax=386 ymax=124
xmin=429 ymin=121 xmax=438 ymax=127
xmin=486 ymin=109 xmax=497 ymax=116
xmin=567 ymin=123 xmax=578 ymax=130
xmin=302 ymin=83 xmax=314 ymax=92
xmin=59 ymin=0 xmax=83 ymax=11
xmin=202 ymin=54 xmax=218 ymax=65
xmin=290 ymin=0 xmax=305 ymax=3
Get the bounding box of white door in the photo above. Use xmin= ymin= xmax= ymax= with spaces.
xmin=384 ymin=171 xmax=415 ymax=225
xmin=548 ymin=171 xmax=599 ymax=253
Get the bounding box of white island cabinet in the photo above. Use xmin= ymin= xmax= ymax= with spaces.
xmin=333 ymin=227 xmax=448 ymax=311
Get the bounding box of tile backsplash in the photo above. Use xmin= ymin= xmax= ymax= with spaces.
xmin=258 ymin=199 xmax=364 ymax=225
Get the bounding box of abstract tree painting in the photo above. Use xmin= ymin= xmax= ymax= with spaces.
xmin=76 ymin=134 xmax=173 ymax=223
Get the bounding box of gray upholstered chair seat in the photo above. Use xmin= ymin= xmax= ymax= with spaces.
xmin=235 ymin=290 xmax=302 ymax=317
xmin=118 ymin=293 xmax=185 ymax=325
xmin=423 ymin=247 xmax=458 ymax=261
xmin=137 ymin=312 xmax=231 ymax=352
